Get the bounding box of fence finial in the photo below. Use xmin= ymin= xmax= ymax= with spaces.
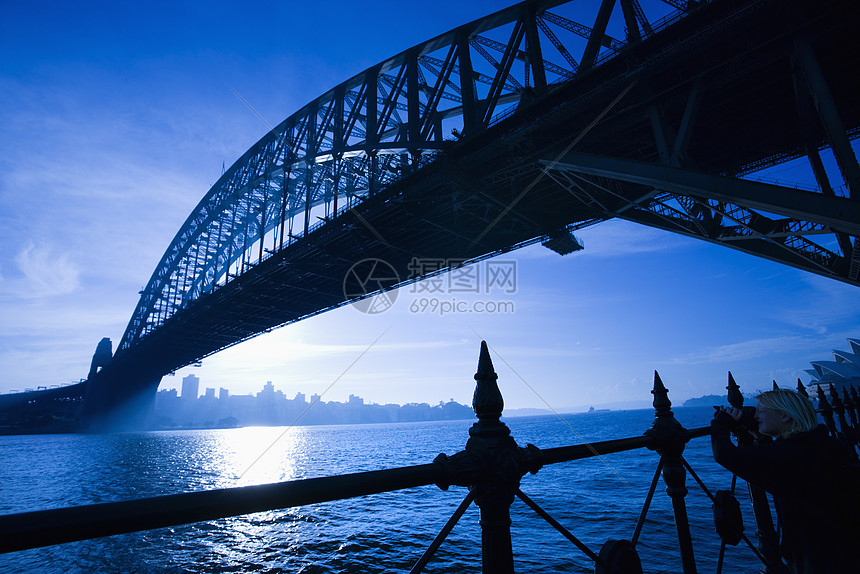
xmin=727 ymin=372 xmax=743 ymax=408
xmin=829 ymin=383 xmax=845 ymax=414
xmin=817 ymin=385 xmax=838 ymax=436
xmin=651 ymin=370 xmax=672 ymax=416
xmin=796 ymin=378 xmax=808 ymax=398
xmin=472 ymin=341 xmax=503 ymax=426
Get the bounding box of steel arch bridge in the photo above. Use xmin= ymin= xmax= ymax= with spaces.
xmin=82 ymin=0 xmax=860 ymax=428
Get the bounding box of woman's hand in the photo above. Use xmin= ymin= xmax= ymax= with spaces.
xmin=712 ymin=406 xmax=744 ymax=433
xmin=716 ymin=406 xmax=743 ymax=422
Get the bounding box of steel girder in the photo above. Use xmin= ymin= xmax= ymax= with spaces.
xmin=117 ymin=0 xmax=696 ymax=355
xmin=533 ymin=0 xmax=860 ymax=288
xmin=541 ymin=153 xmax=860 ymax=284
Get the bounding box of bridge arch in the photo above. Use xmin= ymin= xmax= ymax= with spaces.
xmin=82 ymin=0 xmax=859 ymax=428
xmin=118 ymin=0 xmax=691 ymax=356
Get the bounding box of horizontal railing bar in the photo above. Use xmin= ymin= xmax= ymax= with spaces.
xmin=0 ymin=463 xmax=440 ymax=554
xmin=540 ymin=435 xmax=652 ymax=465
xmin=0 ymin=425 xmax=712 ymax=554
xmin=538 ymin=428 xmax=710 ymax=466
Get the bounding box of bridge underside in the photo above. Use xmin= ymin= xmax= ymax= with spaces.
xmin=82 ymin=0 xmax=859 ymax=429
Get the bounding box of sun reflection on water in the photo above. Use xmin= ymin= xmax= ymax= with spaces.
xmin=213 ymin=425 xmax=308 ymax=487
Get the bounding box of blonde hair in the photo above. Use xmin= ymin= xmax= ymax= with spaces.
xmin=756 ymin=389 xmax=817 ymax=438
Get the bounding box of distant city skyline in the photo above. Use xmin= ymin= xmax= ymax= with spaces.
xmin=1 ymin=1 xmax=858 ymax=412
xmin=175 ymin=372 xmax=364 ymax=404
xmin=151 ymin=373 xmax=476 ymax=429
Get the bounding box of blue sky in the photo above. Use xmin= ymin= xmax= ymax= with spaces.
xmin=1 ymin=0 xmax=858 ymax=411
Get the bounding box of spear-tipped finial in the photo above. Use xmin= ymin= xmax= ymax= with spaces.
xmin=796 ymin=378 xmax=808 ymax=398
xmin=829 ymin=383 xmax=845 ymax=411
xmin=841 ymin=386 xmax=854 ymax=408
xmin=475 ymin=340 xmax=497 ymax=381
xmin=472 ymin=341 xmax=503 ymax=424
xmin=646 ymin=371 xmax=687 ymax=455
xmin=652 ymin=370 xmax=672 ymax=416
xmin=817 ymin=385 xmax=836 ymax=435
xmin=727 ymin=372 xmax=743 ymax=408
xmin=817 ymin=385 xmax=832 ymax=409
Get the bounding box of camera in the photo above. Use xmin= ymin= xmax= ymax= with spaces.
xmin=713 ymin=405 xmax=758 ymax=432
xmin=739 ymin=406 xmax=757 ymax=430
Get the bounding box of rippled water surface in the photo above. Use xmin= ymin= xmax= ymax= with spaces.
xmin=1 ymin=407 xmax=763 ymax=573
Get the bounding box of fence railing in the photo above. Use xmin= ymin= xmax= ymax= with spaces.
xmin=2 ymin=341 xmax=853 ymax=573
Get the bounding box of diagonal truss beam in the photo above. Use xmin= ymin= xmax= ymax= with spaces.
xmin=542 ymin=152 xmax=860 ymax=286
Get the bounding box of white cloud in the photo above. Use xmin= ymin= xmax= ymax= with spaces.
xmin=11 ymin=241 xmax=81 ymax=298
xmin=667 ymin=335 xmax=810 ymax=365
xmin=771 ymin=274 xmax=860 ymax=332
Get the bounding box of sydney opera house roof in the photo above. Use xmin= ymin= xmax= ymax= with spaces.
xmin=805 ymin=338 xmax=860 ymax=395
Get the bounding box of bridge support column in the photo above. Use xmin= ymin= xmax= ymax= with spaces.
xmin=81 ymin=365 xmax=163 ymax=432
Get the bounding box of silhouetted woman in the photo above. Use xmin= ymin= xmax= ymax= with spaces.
xmin=711 ymin=388 xmax=860 ymax=573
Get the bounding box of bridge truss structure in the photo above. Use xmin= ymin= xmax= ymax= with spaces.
xmin=82 ymin=0 xmax=858 ymax=426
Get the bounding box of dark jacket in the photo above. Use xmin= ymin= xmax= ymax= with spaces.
xmin=711 ymin=412 xmax=860 ymax=574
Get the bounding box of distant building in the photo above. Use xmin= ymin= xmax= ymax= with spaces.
xmin=294 ymin=392 xmax=306 ymax=404
xmin=349 ymin=394 xmax=364 ymax=405
xmin=154 ymin=388 xmax=178 ymax=409
xmin=219 ymin=387 xmax=229 ymax=400
xmin=258 ymin=381 xmax=275 ymax=399
xmin=181 ymin=374 xmax=200 ymax=401
xmin=805 ymin=338 xmax=860 ymax=397
xmin=204 ymin=387 xmax=215 ymax=399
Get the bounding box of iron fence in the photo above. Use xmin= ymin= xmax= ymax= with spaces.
xmin=2 ymin=341 xmax=856 ymax=573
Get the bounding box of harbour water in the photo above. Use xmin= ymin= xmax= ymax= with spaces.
xmin=0 ymin=407 xmax=763 ymax=573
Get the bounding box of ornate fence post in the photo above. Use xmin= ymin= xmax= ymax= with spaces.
xmin=829 ymin=384 xmax=852 ymax=437
xmin=816 ymin=385 xmax=838 ymax=437
xmin=433 ymin=341 xmax=541 ymax=573
xmin=644 ymin=371 xmax=697 ymax=574
xmin=469 ymin=342 xmax=518 ymax=573
xmin=841 ymin=388 xmax=859 ymax=436
xmin=844 ymin=388 xmax=859 ymax=421
xmin=726 ymin=373 xmax=784 ymax=574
